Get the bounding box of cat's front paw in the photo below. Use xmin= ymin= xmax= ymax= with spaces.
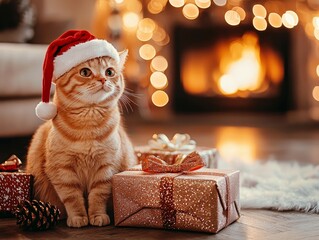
xmin=67 ymin=215 xmax=89 ymax=228
xmin=89 ymin=213 xmax=110 ymax=226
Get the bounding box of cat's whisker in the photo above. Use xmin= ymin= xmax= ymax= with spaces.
xmin=122 ymin=92 xmax=139 ymax=107
xmin=119 ymin=94 xmax=134 ymax=113
xmin=124 ymin=89 xmax=143 ymax=99
xmin=118 ymin=101 xmax=124 ymax=113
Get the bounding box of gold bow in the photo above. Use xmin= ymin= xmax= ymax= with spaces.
xmin=142 ymin=151 xmax=204 ymax=173
xmin=148 ymin=133 xmax=196 ymax=151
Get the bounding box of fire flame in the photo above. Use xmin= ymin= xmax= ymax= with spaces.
xmin=218 ymin=33 xmax=264 ymax=95
xmin=181 ymin=32 xmax=284 ymax=97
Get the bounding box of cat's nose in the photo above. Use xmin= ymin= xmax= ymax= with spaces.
xmin=98 ymin=79 xmax=106 ymax=84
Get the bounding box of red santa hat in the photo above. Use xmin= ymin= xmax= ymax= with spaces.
xmin=35 ymin=30 xmax=120 ymax=120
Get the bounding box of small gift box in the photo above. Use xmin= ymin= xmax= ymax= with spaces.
xmin=0 ymin=155 xmax=33 ymax=215
xmin=113 ymin=152 xmax=240 ymax=233
xmin=135 ymin=133 xmax=219 ymax=168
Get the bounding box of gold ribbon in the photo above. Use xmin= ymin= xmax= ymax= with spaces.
xmin=141 ymin=152 xmax=233 ymax=230
xmin=158 ymin=171 xmax=232 ymax=230
xmin=141 ymin=151 xmax=204 ymax=173
xmin=148 ymin=133 xmax=196 ymax=151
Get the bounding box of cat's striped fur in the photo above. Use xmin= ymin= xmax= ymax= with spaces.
xmin=27 ymin=51 xmax=137 ymax=228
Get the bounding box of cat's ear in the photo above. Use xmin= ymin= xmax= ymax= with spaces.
xmin=118 ymin=49 xmax=128 ymax=70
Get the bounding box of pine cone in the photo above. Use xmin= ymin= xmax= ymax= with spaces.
xmin=15 ymin=200 xmax=60 ymax=231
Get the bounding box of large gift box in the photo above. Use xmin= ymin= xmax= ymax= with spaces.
xmin=135 ymin=133 xmax=219 ymax=168
xmin=112 ymin=153 xmax=240 ymax=233
xmin=0 ymin=155 xmax=33 ymax=215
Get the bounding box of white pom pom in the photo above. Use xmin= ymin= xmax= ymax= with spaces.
xmin=35 ymin=102 xmax=57 ymax=120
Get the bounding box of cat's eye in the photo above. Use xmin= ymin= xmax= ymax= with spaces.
xmin=80 ymin=68 xmax=92 ymax=77
xmin=105 ymin=68 xmax=116 ymax=78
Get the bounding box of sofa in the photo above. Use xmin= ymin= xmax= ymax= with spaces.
xmin=0 ymin=43 xmax=47 ymax=137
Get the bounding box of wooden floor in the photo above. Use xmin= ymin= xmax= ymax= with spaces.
xmin=1 ymin=210 xmax=319 ymax=240
xmin=1 ymin=114 xmax=319 ymax=239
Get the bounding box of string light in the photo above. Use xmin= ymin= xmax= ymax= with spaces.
xmin=148 ymin=0 xmax=166 ymax=14
xmin=252 ymin=4 xmax=267 ymax=18
xmin=213 ymin=0 xmax=226 ymax=7
xmin=125 ymin=0 xmax=142 ymax=13
xmin=253 ymin=16 xmax=267 ymax=31
xmin=150 ymin=72 xmax=168 ymax=89
xmin=151 ymin=56 xmax=168 ymax=72
xmin=122 ymin=12 xmax=139 ymax=30
xmin=312 ymin=86 xmax=319 ymax=101
xmin=225 ymin=10 xmax=240 ymax=26
xmin=313 ymin=17 xmax=319 ymax=29
xmin=233 ymin=7 xmax=246 ymax=21
xmin=139 ymin=44 xmax=156 ymax=60
xmin=268 ymin=13 xmax=282 ymax=28
xmin=151 ymin=90 xmax=169 ymax=107
xmin=169 ymin=0 xmax=185 ymax=8
xmin=195 ymin=0 xmax=211 ymax=9
xmin=282 ymin=11 xmax=297 ymax=29
xmin=182 ymin=3 xmax=199 ymax=20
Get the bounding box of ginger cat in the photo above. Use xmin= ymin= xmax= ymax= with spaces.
xmin=27 ymin=51 xmax=137 ymax=228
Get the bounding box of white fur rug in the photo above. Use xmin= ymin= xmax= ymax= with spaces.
xmin=218 ymin=158 xmax=319 ymax=213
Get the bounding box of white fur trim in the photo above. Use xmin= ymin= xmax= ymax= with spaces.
xmin=53 ymin=39 xmax=120 ymax=79
xmin=35 ymin=101 xmax=57 ymax=120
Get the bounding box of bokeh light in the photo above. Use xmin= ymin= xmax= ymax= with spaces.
xmin=182 ymin=3 xmax=199 ymax=20
xmin=125 ymin=0 xmax=142 ymax=13
xmin=312 ymin=86 xmax=319 ymax=101
xmin=313 ymin=17 xmax=319 ymax=29
xmin=148 ymin=0 xmax=165 ymax=14
xmin=252 ymin=4 xmax=267 ymax=18
xmin=150 ymin=72 xmax=168 ymax=89
xmin=139 ymin=44 xmax=156 ymax=60
xmin=253 ymin=16 xmax=267 ymax=31
xmin=138 ymin=18 xmax=156 ymax=33
xmin=151 ymin=90 xmax=169 ymax=107
xmin=282 ymin=11 xmax=297 ymax=28
xmin=152 ymin=26 xmax=167 ymax=42
xmin=233 ymin=7 xmax=246 ymax=21
xmin=195 ymin=0 xmax=211 ymax=9
xmin=225 ymin=10 xmax=241 ymax=26
xmin=151 ymin=56 xmax=168 ymax=72
xmin=136 ymin=30 xmax=153 ymax=41
xmin=213 ymin=0 xmax=226 ymax=7
xmin=122 ymin=12 xmax=139 ymax=30
xmin=169 ymin=0 xmax=185 ymax=8
xmin=268 ymin=12 xmax=282 ymax=28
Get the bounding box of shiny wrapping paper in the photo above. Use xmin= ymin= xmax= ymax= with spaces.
xmin=0 ymin=172 xmax=33 ymax=215
xmin=135 ymin=146 xmax=219 ymax=169
xmin=112 ymin=168 xmax=240 ymax=233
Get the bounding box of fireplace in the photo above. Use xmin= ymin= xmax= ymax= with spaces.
xmin=172 ymin=25 xmax=292 ymax=113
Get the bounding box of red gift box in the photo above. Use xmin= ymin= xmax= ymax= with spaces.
xmin=0 ymin=172 xmax=33 ymax=215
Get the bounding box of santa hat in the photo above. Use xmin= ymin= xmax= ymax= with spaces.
xmin=35 ymin=30 xmax=120 ymax=121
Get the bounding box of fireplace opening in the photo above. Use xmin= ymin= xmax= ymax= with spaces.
xmin=172 ymin=25 xmax=292 ymax=113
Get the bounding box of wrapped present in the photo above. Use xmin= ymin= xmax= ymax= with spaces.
xmin=135 ymin=133 xmax=219 ymax=168
xmin=113 ymin=152 xmax=240 ymax=233
xmin=0 ymin=155 xmax=33 ymax=215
